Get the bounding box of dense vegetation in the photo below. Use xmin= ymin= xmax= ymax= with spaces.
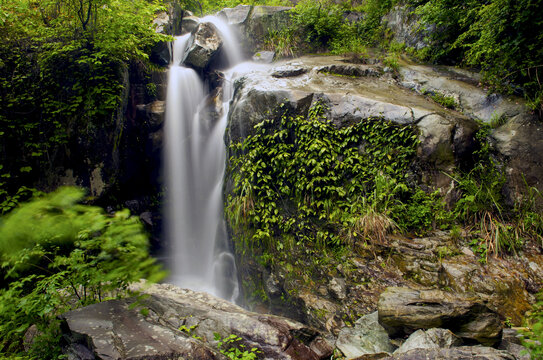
xmin=1 ymin=0 xmax=542 ymax=357
xmin=0 ymin=187 xmax=164 ymax=358
xmin=0 ymin=1 xmax=169 ymax=357
xmin=0 ymin=0 xmax=168 ymax=210
xmin=227 ymin=102 xmax=542 ymax=263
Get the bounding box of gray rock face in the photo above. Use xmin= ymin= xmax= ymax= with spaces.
xmin=398 ymin=64 xmax=531 ymax=131
xmin=498 ymin=328 xmax=531 ymax=360
xmin=62 ymin=299 xmax=223 ymax=360
xmin=253 ymin=51 xmax=275 ymax=63
xmin=394 ymin=328 xmax=462 ymax=354
xmin=384 ymin=346 xmax=516 ymax=360
xmin=218 ymin=5 xmax=252 ymax=25
xmin=271 ymin=65 xmax=309 ymax=78
xmin=184 ymin=22 xmax=223 ymax=71
xmin=378 ymin=287 xmax=503 ymax=346
xmin=383 ymin=6 xmax=434 ymax=51
xmin=61 ymin=283 xmax=332 ymax=360
xmin=490 ymin=113 xmax=543 ymax=207
xmin=335 ymin=312 xmax=395 ymax=359
xmin=328 ymin=277 xmax=347 ymax=300
xmin=218 ymin=5 xmax=292 ymax=55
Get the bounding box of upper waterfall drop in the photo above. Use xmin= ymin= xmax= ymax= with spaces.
xmin=164 ymin=18 xmax=244 ymax=301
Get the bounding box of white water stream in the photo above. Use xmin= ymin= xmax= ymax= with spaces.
xmin=164 ymin=19 xmax=245 ymax=301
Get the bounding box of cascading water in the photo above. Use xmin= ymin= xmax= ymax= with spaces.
xmin=164 ymin=19 xmax=243 ymax=301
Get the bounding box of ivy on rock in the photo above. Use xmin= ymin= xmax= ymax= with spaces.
xmin=226 ymin=102 xmax=430 ymax=257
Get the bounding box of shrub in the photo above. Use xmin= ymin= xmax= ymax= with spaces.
xmin=0 ymin=187 xmax=165 ymax=358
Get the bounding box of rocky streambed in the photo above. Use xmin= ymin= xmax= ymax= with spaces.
xmin=60 ymin=283 xmax=530 ymax=360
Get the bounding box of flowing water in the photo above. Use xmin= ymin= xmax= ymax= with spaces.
xmin=164 ymin=19 xmax=243 ymax=301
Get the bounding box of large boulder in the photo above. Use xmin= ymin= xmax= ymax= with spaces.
xmin=184 ymin=22 xmax=223 ymax=72
xmin=383 ymin=346 xmax=516 ymax=360
xmin=394 ymin=328 xmax=462 ymax=354
xmin=489 ymin=113 xmax=543 ymax=207
xmin=218 ymin=5 xmax=292 ymax=56
xmin=377 ymin=287 xmax=503 ymax=346
xmin=335 ymin=312 xmax=395 ymax=359
xmin=60 ymin=283 xmax=333 ymax=360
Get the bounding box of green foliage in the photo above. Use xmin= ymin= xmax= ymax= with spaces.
xmin=524 ymin=293 xmax=543 ymax=359
xmin=227 ymin=101 xmax=426 ymax=256
xmin=412 ymin=0 xmax=543 ymax=117
xmin=214 ymin=333 xmax=261 ymax=360
xmin=0 ymin=187 xmax=165 ymax=357
xmin=329 ymin=22 xmax=368 ymax=56
xmin=180 ymin=0 xmax=290 ymax=15
xmin=382 ymin=53 xmax=400 ymax=71
xmin=420 ymin=88 xmax=457 ymax=109
xmin=264 ymin=28 xmax=299 ymax=58
xmin=290 ymin=0 xmax=344 ymax=49
xmin=272 ymin=0 xmax=398 ymax=55
xmin=452 ymin=126 xmax=504 ymax=222
xmin=451 ymin=124 xmax=542 ymax=260
xmin=0 ymin=0 xmax=168 ymax=205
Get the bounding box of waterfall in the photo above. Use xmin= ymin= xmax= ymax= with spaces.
xmin=164 ymin=19 xmax=242 ymax=301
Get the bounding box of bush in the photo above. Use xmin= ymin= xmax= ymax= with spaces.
xmin=290 ymin=0 xmax=344 ymax=49
xmin=412 ymin=0 xmax=543 ymax=117
xmin=0 ymin=187 xmax=165 ymax=358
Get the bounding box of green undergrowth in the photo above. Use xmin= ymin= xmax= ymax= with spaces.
xmin=452 ymin=124 xmax=543 ymax=262
xmin=262 ymin=0 xmax=398 ymax=59
xmin=226 ymin=101 xmax=437 ymax=261
xmin=0 ymin=187 xmax=165 ymax=358
xmin=227 ymin=102 xmax=543 ymax=268
xmin=406 ymin=0 xmax=543 ymax=118
xmin=0 ymin=0 xmax=168 ymax=209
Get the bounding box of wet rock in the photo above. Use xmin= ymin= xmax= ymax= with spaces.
xmin=316 ymin=64 xmax=381 ymax=77
xmin=253 ymin=51 xmax=275 ymax=63
xmin=440 ymin=256 xmax=535 ymax=325
xmin=378 ymin=287 xmax=503 ymax=346
xmin=61 ymin=299 xmax=224 ymax=360
xmin=61 ymin=283 xmax=331 ymax=360
xmin=271 ymin=65 xmax=308 ymax=78
xmin=398 ymin=64 xmax=526 ymax=122
xmin=150 ymin=5 xmax=187 ymax=65
xmin=139 ymin=211 xmax=153 ymax=227
xmin=23 ymin=325 xmax=39 ymax=352
xmin=383 ymin=346 xmax=516 ymax=360
xmin=265 ymin=272 xmax=283 ymax=298
xmin=181 ymin=15 xmax=199 ymax=34
xmin=217 ymin=5 xmax=252 ymax=25
xmin=184 ymin=22 xmax=223 ymax=72
xmin=244 ymin=6 xmax=292 ymax=53
xmin=136 ymin=100 xmax=165 ymax=130
xmin=336 ymin=312 xmax=395 ymax=359
xmin=394 ymin=328 xmax=462 ymax=354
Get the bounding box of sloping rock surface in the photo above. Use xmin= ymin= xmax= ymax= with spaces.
xmin=377 ymin=287 xmax=502 ymax=346
xmin=61 ymin=283 xmax=332 ymax=360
